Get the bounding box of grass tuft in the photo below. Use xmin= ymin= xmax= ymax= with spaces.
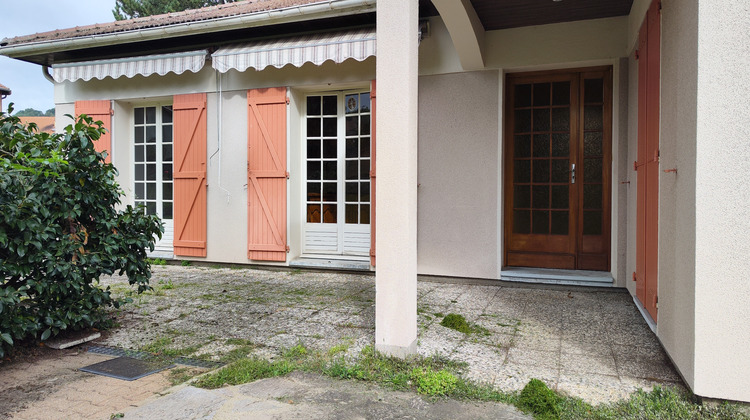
xmin=518 ymin=378 xmax=560 ymax=419
xmin=440 ymin=313 xmax=490 ymax=336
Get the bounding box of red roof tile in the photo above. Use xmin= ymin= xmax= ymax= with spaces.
xmin=0 ymin=83 xmax=10 ymax=94
xmin=19 ymin=117 xmax=55 ymax=134
xmin=2 ymin=0 xmax=325 ymax=47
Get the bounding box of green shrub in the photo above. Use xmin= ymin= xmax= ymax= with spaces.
xmin=441 ymin=313 xmax=472 ymax=333
xmin=518 ymin=379 xmax=560 ymax=419
xmin=410 ymin=367 xmax=458 ymax=396
xmin=0 ymin=107 xmax=163 ymax=357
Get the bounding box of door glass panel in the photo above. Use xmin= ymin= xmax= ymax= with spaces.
xmin=307 ymin=96 xmax=321 ymax=115
xmin=307 ymin=183 xmax=321 ymax=201
xmin=584 ymin=78 xmax=604 ymax=103
xmin=346 ymin=204 xmax=358 ymax=224
xmin=551 ymin=107 xmax=569 ymax=132
xmin=514 ymin=185 xmax=531 ymax=208
xmin=322 ymin=182 xmax=337 ymax=201
xmin=323 ymin=161 xmax=336 ymax=181
xmin=323 ymin=118 xmax=337 ymax=136
xmin=133 ymin=105 xmax=172 ymax=221
xmin=584 ymin=132 xmax=603 ymax=156
xmin=584 ymin=105 xmax=603 ymax=130
xmin=360 ymin=204 xmax=370 ymax=224
xmin=513 ymin=210 xmax=531 ymax=234
xmin=532 ymin=160 xmax=550 ymax=183
xmin=515 ymin=109 xmax=531 ymax=132
xmin=532 ymin=134 xmax=549 ymax=157
xmin=515 ymin=84 xmax=532 ymax=107
xmin=346 ymin=116 xmax=358 ymax=136
xmin=583 ymin=184 xmax=603 ymax=209
xmin=322 ymin=204 xmax=337 ymax=223
xmin=360 ymin=182 xmax=370 ymax=202
xmin=532 ymin=185 xmax=550 ymax=209
xmin=550 ymin=211 xmax=569 ymax=235
xmin=584 ymin=158 xmax=603 ymax=183
xmin=307 ymin=204 xmax=321 ymax=223
xmin=551 ymin=185 xmax=568 ymax=209
xmin=360 ymin=115 xmax=370 ymax=135
xmin=551 ymin=133 xmax=569 ymax=157
xmin=323 ymin=139 xmax=337 ymax=158
xmin=307 ymin=118 xmax=321 ymax=137
xmin=345 ymin=182 xmax=358 ymax=201
xmin=322 ymin=96 xmax=337 ymax=115
xmin=514 ymin=160 xmax=531 ymax=183
xmin=552 ymin=82 xmax=570 ymax=106
xmin=533 ymin=83 xmax=550 ymax=106
xmin=307 ymin=161 xmax=321 ymax=180
xmin=515 ymin=135 xmax=531 ymax=158
xmin=532 ymin=210 xmax=549 ymax=234
xmin=533 ymin=108 xmax=550 ymax=132
xmin=307 ymin=140 xmax=321 ymax=158
xmin=551 ymin=159 xmax=569 ymax=183
xmin=360 ymin=138 xmax=370 ymax=158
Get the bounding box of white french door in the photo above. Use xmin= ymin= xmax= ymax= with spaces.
xmin=133 ymin=104 xmax=174 ymax=255
xmin=303 ymin=91 xmax=372 ymax=257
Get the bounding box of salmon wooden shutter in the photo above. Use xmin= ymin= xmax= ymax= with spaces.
xmin=75 ymin=100 xmax=112 ymax=163
xmin=173 ymin=93 xmax=207 ymax=257
xmin=370 ymin=80 xmax=377 ymax=267
xmin=247 ymin=87 xmax=288 ymax=261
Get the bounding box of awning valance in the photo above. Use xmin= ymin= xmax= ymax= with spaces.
xmin=211 ymin=27 xmax=376 ymax=73
xmin=52 ymin=50 xmax=208 ymax=83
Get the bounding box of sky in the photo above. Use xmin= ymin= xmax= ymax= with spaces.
xmin=0 ymin=0 xmax=115 ymax=113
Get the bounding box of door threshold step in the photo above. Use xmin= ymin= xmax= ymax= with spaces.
xmin=290 ymin=258 xmax=371 ymax=271
xmin=501 ymin=267 xmax=613 ymax=287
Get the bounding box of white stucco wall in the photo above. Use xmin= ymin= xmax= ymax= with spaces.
xmin=691 ymin=0 xmax=750 ymax=402
xmin=657 ymin=0 xmax=699 ymax=389
xmin=417 ymin=70 xmax=499 ymax=279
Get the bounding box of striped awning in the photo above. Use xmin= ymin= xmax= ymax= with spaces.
xmin=52 ymin=50 xmax=208 ymax=83
xmin=211 ymin=27 xmax=376 ymax=73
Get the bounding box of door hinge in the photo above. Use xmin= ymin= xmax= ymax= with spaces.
xmin=286 ymin=245 xmax=290 ymax=253
xmin=653 ymin=294 xmax=659 ymax=309
xmin=635 ymin=49 xmax=639 ymax=60
xmin=658 ymin=1 xmax=662 ymax=11
xmin=286 ymin=171 xmax=290 ymax=179
xmin=654 ymin=148 xmax=660 ymax=163
xmin=110 ymin=109 xmax=115 ymax=116
xmin=632 ymin=271 xmax=637 ymax=282
xmin=285 ymin=97 xmax=290 ymax=105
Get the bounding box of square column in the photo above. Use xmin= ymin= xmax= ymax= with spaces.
xmin=375 ymin=0 xmax=419 ymax=357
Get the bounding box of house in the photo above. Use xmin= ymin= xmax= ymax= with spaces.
xmin=1 ymin=0 xmax=748 ymax=403
xmin=18 ymin=116 xmax=55 ymax=134
xmin=0 ymin=82 xmax=10 ymax=111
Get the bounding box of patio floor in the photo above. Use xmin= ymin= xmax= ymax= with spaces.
xmin=92 ymin=265 xmax=682 ymax=405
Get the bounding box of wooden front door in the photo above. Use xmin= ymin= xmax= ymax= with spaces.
xmin=505 ymin=67 xmax=612 ymax=271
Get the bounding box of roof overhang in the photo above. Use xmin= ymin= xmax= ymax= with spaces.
xmin=0 ymin=0 xmax=375 ymax=65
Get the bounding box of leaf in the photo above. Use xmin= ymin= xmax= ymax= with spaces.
xmin=41 ymin=329 xmax=51 ymax=341
xmin=0 ymin=333 xmax=13 ymax=345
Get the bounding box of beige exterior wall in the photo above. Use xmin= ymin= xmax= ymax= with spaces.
xmin=691 ymin=0 xmax=750 ymax=402
xmin=657 ymin=0 xmax=699 ymax=389
xmin=417 ymin=70 xmax=499 ymax=279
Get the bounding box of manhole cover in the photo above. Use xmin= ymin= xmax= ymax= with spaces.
xmin=80 ymin=356 xmax=174 ymax=381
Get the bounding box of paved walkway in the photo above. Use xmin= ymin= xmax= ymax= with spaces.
xmin=0 ymin=265 xmax=682 ymax=419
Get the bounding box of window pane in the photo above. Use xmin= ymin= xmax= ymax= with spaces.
xmin=147 ymin=183 xmax=156 ymax=200
xmin=360 ymin=93 xmax=371 ymax=112
xmin=146 ymin=126 xmax=156 ymax=143
xmin=146 ymin=202 xmax=156 ymax=215
xmin=360 ymin=160 xmax=370 ymax=180
xmin=145 ymin=107 xmax=156 ymax=124
xmin=584 ymin=132 xmax=603 ymax=156
xmin=584 ymin=184 xmax=603 ymax=209
xmin=345 ymin=94 xmax=358 ymax=114
xmin=146 ymin=145 xmax=156 ymax=162
xmin=323 ymin=96 xmax=337 ymax=115
xmin=323 ymin=161 xmax=337 ymax=180
xmin=163 ymin=163 xmax=173 ymax=181
xmin=307 ymin=118 xmax=321 ymax=137
xmin=163 ymin=183 xmax=172 ymax=200
xmin=551 ymin=159 xmax=569 ymax=183
xmin=552 ymin=82 xmax=570 ymax=106
xmin=162 ymin=106 xmax=173 ymax=123
xmin=551 ymin=107 xmax=569 ymax=132
xmin=532 ymin=185 xmax=550 ymax=209
xmin=513 ymin=210 xmax=531 ymax=234
xmin=134 ymin=108 xmax=144 ymax=124
xmin=135 ymin=164 xmax=144 ymax=181
xmin=533 ymin=134 xmax=549 ymax=157
xmin=135 ymin=126 xmax=144 ymax=143
xmin=360 ymin=115 xmax=370 ymax=135
xmin=322 ymin=182 xmax=337 ymax=202
xmin=162 ymin=144 xmax=173 ymax=162
xmin=532 ymin=160 xmax=550 ymax=183
xmin=135 ymin=183 xmax=144 ymax=200
xmin=307 ymin=96 xmax=321 ymax=116
xmin=162 ymin=125 xmax=172 ymax=143
xmin=307 ymin=204 xmax=321 ymax=223
xmin=307 ymin=161 xmax=321 ymax=180
xmin=360 ymin=204 xmax=370 ymax=224
xmin=514 ymin=160 xmax=531 ymax=183
xmin=584 ymin=106 xmax=603 ymax=130
xmin=346 ymin=161 xmax=358 ymax=180
xmin=584 ymin=78 xmax=604 ymax=104
xmin=551 ymin=133 xmax=569 ymax=157
xmin=533 ymin=83 xmax=550 ymax=106
xmin=323 ymin=139 xmax=337 ymax=158
xmin=323 ymin=117 xmax=337 ymax=137
xmin=346 ymin=116 xmax=358 ymax=136
xmin=551 ymin=185 xmax=568 ymax=209
xmin=135 ymin=145 xmax=144 ymax=162
xmin=307 ymin=140 xmax=321 ymax=159
xmin=346 ymin=182 xmax=358 ymax=202
xmin=514 ymin=84 xmax=532 ymax=108
xmin=514 ymin=135 xmax=531 ymax=158
xmin=514 ymin=109 xmax=531 ymax=133
xmin=532 ymin=210 xmax=549 ymax=234
xmin=346 ymin=138 xmax=358 ymax=158
xmin=307 ymin=182 xmax=321 ymax=202
xmin=584 ymin=158 xmax=603 ymax=183
xmin=322 ymin=204 xmax=337 ymax=223
xmin=360 ymin=182 xmax=370 ymax=202
xmin=533 ymin=108 xmax=550 ymax=132
xmin=163 ymin=202 xmax=173 ymax=220
xmin=514 ymin=185 xmax=531 ymax=208
xmin=346 ymin=204 xmax=358 ymax=224
xmin=551 ymin=211 xmax=569 ymax=235
xmin=360 ymin=137 xmax=370 ymax=158
xmin=146 ymin=164 xmax=156 ymax=181
xmin=583 ymin=211 xmax=602 ymax=235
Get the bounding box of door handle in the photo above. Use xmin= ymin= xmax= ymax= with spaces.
xmin=571 ymin=163 xmax=576 ymax=184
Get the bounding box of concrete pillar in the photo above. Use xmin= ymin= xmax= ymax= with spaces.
xmin=374 ymin=0 xmax=419 ymax=357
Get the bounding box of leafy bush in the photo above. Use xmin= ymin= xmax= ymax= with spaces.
xmin=410 ymin=367 xmax=458 ymax=396
xmin=0 ymin=106 xmax=163 ymax=357
xmin=518 ymin=378 xmax=561 ymax=419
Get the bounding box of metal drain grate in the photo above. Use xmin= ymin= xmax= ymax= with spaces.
xmin=88 ymin=345 xmax=224 ymax=370
xmin=80 ymin=356 xmax=174 ymax=381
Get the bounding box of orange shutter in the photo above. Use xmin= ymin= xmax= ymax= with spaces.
xmin=247 ymin=87 xmax=288 ymax=261
xmin=370 ymin=80 xmax=376 ymax=267
xmin=75 ymin=100 xmax=112 ymax=163
xmin=173 ymin=93 xmax=207 ymax=257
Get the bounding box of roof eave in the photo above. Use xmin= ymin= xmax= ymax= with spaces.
xmin=0 ymin=0 xmax=375 ymax=61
